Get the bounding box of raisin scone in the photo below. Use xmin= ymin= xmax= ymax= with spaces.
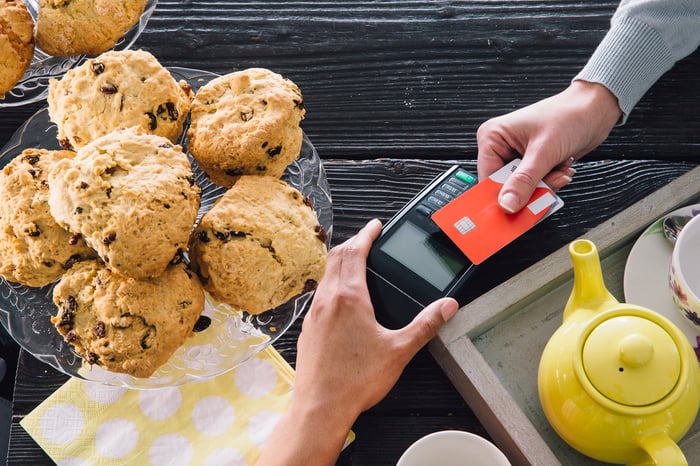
xmin=36 ymin=0 xmax=147 ymax=57
xmin=48 ymin=127 xmax=201 ymax=280
xmin=0 ymin=0 xmax=35 ymax=99
xmin=48 ymin=49 xmax=193 ymax=150
xmin=0 ymin=149 xmax=97 ymax=287
xmin=189 ymin=175 xmax=327 ymax=315
xmin=187 ymin=68 xmax=305 ymax=187
xmin=51 ymin=260 xmax=205 ymax=378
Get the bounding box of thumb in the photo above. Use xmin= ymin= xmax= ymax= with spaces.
xmin=498 ymin=150 xmax=558 ymax=214
xmin=396 ymin=298 xmax=459 ymax=355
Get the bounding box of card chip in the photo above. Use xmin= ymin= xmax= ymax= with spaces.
xmin=454 ymin=216 xmax=476 ymax=235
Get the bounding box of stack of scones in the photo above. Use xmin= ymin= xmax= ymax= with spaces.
xmin=0 ymin=49 xmax=328 ymax=378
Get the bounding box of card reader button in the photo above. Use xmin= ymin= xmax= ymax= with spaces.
xmin=440 ymin=183 xmax=461 ymax=196
xmin=433 ymin=189 xmax=454 ymax=202
xmin=453 ymin=170 xmax=476 ymax=185
xmin=416 ymin=204 xmax=434 ymax=217
xmin=426 ymin=196 xmax=447 ymax=208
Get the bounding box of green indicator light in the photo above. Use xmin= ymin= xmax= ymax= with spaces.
xmin=454 ymin=170 xmax=476 ymax=184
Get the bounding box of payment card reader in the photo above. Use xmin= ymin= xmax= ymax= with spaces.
xmin=366 ymin=165 xmax=478 ymax=328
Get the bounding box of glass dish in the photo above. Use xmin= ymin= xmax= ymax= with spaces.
xmin=0 ymin=67 xmax=333 ymax=388
xmin=0 ymin=0 xmax=158 ymax=108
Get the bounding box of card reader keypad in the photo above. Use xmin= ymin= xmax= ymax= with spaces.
xmin=417 ymin=169 xmax=476 ymax=216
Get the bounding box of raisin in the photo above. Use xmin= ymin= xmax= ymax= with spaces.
xmin=59 ymin=138 xmax=72 ymax=150
xmin=22 ymin=153 xmax=40 ymax=165
xmin=140 ymin=328 xmax=155 ymax=350
xmin=170 ymin=249 xmax=184 ymax=265
xmin=43 ymin=260 xmax=54 ymax=267
xmin=65 ymin=331 xmax=77 ymax=343
xmin=267 ymin=145 xmax=282 ymax=157
xmin=193 ymin=315 xmax=211 ymax=332
xmin=105 ymin=187 xmax=112 ymax=198
xmin=94 ymin=321 xmax=106 ymax=338
xmin=68 ymin=233 xmax=82 ymax=245
xmin=100 ymin=83 xmax=118 ymax=94
xmin=26 ymin=223 xmax=40 ymax=237
xmin=261 ymin=141 xmax=268 ymax=148
xmin=163 ymin=203 xmax=171 ymax=209
xmin=303 ymin=279 xmax=318 ymax=293
xmin=104 ymin=166 xmax=117 ymax=175
xmin=165 ymin=102 xmax=178 ymax=120
xmin=62 ymin=254 xmax=81 ymax=270
xmin=28 ymin=168 xmax=42 ymax=178
xmin=256 ymin=165 xmax=266 ymax=172
xmin=293 ymin=99 xmax=305 ymax=110
xmin=103 ymin=232 xmax=116 ymax=246
xmin=86 ymin=352 xmax=99 ymax=364
xmin=156 ymin=102 xmax=179 ymax=121
xmin=146 ymin=112 xmax=157 ymax=130
xmin=79 ymin=181 xmax=89 ymax=189
xmin=315 ymin=225 xmax=328 ymax=243
xmin=302 ymin=196 xmax=313 ymax=208
xmin=74 ymin=206 xmax=83 ymax=214
xmin=66 ymin=295 xmax=78 ymax=312
xmin=91 ymin=61 xmax=105 ymax=74
xmin=224 ymin=168 xmax=244 ymax=177
xmin=198 ymin=230 xmax=210 ymax=243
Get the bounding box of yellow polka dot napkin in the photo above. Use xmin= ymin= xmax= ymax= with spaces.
xmin=21 ymin=346 xmax=354 ymax=466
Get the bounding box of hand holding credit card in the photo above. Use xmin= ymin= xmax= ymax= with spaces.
xmin=431 ymin=159 xmax=564 ymax=264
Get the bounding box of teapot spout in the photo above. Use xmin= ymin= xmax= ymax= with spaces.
xmin=564 ymin=239 xmax=618 ymax=320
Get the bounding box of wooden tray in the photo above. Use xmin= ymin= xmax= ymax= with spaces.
xmin=430 ymin=166 xmax=700 ymax=466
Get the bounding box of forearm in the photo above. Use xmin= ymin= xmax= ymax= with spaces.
xmin=574 ymin=0 xmax=700 ymax=122
xmin=256 ymin=395 xmax=357 ymax=466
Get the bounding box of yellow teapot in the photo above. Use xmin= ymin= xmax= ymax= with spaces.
xmin=538 ymin=239 xmax=700 ymax=465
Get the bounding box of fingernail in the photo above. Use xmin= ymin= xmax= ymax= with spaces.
xmin=367 ymin=218 xmax=381 ymax=228
xmin=499 ymin=192 xmax=519 ymax=214
xmin=440 ymin=299 xmax=459 ymax=321
xmin=565 ymin=167 xmax=576 ymax=177
xmin=560 ymin=175 xmax=573 ymax=184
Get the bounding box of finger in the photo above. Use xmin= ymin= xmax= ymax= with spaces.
xmin=476 ymin=121 xmax=519 ymax=181
xmin=498 ymin=147 xmax=563 ymax=214
xmin=336 ymin=218 xmax=382 ymax=282
xmin=394 ymin=298 xmax=458 ymax=358
xmin=542 ymin=164 xmax=575 ymax=192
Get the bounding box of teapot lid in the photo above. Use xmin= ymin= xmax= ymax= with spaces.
xmin=582 ymin=315 xmax=680 ymax=406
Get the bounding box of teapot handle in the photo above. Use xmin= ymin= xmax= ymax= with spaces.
xmin=630 ymin=432 xmax=687 ymax=466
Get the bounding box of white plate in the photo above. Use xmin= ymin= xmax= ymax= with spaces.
xmin=623 ymin=204 xmax=700 ymax=360
xmin=0 ymin=0 xmax=158 ymax=107
xmin=0 ymin=67 xmax=333 ymax=388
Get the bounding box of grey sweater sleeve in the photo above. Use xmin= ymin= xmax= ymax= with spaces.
xmin=574 ymin=0 xmax=700 ymax=123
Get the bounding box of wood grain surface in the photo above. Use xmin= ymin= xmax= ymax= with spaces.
xmin=2 ymin=1 xmax=699 ymax=465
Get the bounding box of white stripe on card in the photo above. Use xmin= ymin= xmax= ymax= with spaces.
xmin=527 ymin=192 xmax=555 ymax=215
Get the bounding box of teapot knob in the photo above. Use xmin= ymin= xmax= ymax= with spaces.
xmin=619 ymin=334 xmax=654 ymax=368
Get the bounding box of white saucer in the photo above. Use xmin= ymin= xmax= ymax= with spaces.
xmin=623 ymin=203 xmax=700 ymax=360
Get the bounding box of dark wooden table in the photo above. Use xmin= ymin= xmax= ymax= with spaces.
xmin=3 ymin=2 xmax=699 ymax=465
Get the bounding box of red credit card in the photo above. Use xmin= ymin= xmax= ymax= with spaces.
xmin=431 ymin=159 xmax=563 ymax=265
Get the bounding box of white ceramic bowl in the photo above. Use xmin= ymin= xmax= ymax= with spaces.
xmin=397 ymin=430 xmax=511 ymax=466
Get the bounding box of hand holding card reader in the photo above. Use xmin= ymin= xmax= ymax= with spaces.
xmin=366 ymin=166 xmax=478 ymax=329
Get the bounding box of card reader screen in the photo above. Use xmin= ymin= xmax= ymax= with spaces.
xmin=379 ymin=220 xmax=467 ymax=291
